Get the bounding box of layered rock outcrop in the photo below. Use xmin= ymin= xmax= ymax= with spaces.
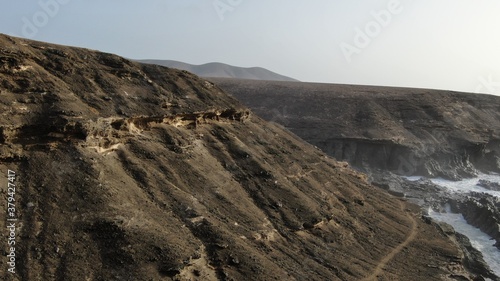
xmin=0 ymin=34 xmax=487 ymax=280
xmin=213 ymin=79 xmax=500 ymax=180
xmin=212 ymin=78 xmax=500 ymax=280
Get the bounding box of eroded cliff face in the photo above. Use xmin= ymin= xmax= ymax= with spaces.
xmin=0 ymin=34 xmax=486 ymax=280
xmin=450 ymin=194 xmax=500 ymax=249
xmin=213 ymin=78 xmax=500 ymax=180
xmin=212 ymin=78 xmax=500 ymax=278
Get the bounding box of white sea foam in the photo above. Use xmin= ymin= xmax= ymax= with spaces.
xmin=429 ymin=174 xmax=500 ymax=198
xmin=415 ymin=173 xmax=500 ymax=277
xmin=404 ymin=173 xmax=500 ymax=198
xmin=429 ymin=209 xmax=500 ymax=277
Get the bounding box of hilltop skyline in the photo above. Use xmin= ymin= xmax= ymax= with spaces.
xmin=0 ymin=0 xmax=499 ymax=95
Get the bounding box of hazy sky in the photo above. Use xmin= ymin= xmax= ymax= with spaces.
xmin=1 ymin=0 xmax=499 ymax=95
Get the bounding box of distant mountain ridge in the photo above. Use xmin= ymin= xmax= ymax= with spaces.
xmin=138 ymin=59 xmax=298 ymax=82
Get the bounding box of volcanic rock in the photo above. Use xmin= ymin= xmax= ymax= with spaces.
xmin=453 ymin=194 xmax=500 ymax=250
xmin=212 ymin=79 xmax=500 ymax=180
xmin=0 ymin=34 xmax=489 ymax=280
xmin=477 ymin=180 xmax=500 ymax=191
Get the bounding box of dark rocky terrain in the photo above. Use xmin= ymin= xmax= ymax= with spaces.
xmin=478 ymin=180 xmax=500 ymax=191
xmin=452 ymin=194 xmax=500 ymax=249
xmin=371 ymin=172 xmax=500 ymax=252
xmin=211 ymin=78 xmax=500 ymax=280
xmin=212 ymin=78 xmax=500 ymax=180
xmin=138 ymin=60 xmax=298 ymax=82
xmin=0 ymin=34 xmax=494 ymax=280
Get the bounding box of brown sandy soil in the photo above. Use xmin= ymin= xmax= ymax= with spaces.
xmin=361 ymin=199 xmax=418 ymax=281
xmin=0 ymin=34 xmax=483 ymax=280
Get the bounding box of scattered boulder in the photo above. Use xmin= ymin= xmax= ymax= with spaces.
xmin=477 ymin=180 xmax=500 ymax=191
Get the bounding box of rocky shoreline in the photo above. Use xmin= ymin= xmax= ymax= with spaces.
xmin=370 ymin=170 xmax=500 ymax=280
xmin=451 ymin=194 xmax=500 ymax=249
xmin=478 ymin=180 xmax=500 ymax=192
xmin=212 ymin=78 xmax=500 ymax=280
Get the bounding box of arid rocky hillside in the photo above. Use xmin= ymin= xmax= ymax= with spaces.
xmin=212 ymin=78 xmax=500 ymax=180
xmin=0 ymin=34 xmax=492 ymax=280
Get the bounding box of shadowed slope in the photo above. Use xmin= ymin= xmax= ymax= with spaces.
xmin=0 ymin=34 xmax=481 ymax=281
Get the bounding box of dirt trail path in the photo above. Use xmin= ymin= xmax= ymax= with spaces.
xmin=362 ymin=200 xmax=418 ymax=281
